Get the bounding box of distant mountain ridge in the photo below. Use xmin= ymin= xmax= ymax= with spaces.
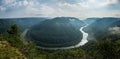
xmin=83 ymin=18 xmax=100 ymax=24
xmin=0 ymin=17 xmax=48 ymax=32
xmin=0 ymin=19 xmax=11 ymax=34
xmin=84 ymin=17 xmax=120 ymax=41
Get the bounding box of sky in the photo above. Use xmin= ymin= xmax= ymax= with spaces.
xmin=0 ymin=0 xmax=120 ymax=19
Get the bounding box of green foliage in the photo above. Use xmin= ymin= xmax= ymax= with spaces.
xmin=32 ymin=39 xmax=120 ymax=59
xmin=0 ymin=19 xmax=120 ymax=59
xmin=0 ymin=41 xmax=27 ymax=59
xmin=34 ymin=49 xmax=86 ymax=59
xmin=0 ymin=34 xmax=6 ymax=41
xmin=0 ymin=24 xmax=37 ymax=59
xmin=88 ymin=39 xmax=120 ymax=59
xmin=7 ymin=24 xmax=19 ymax=36
xmin=24 ymin=41 xmax=37 ymax=59
xmin=6 ymin=24 xmax=24 ymax=48
xmin=27 ymin=17 xmax=84 ymax=47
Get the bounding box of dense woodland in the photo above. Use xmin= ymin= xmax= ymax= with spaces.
xmin=0 ymin=17 xmax=120 ymax=59
xmin=27 ymin=17 xmax=85 ymax=47
xmin=0 ymin=24 xmax=120 ymax=59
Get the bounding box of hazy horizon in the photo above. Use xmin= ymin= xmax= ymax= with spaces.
xmin=0 ymin=16 xmax=120 ymax=20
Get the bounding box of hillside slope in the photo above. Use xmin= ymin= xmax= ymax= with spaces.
xmin=84 ymin=17 xmax=120 ymax=40
xmin=0 ymin=41 xmax=27 ymax=59
xmin=27 ymin=17 xmax=85 ymax=48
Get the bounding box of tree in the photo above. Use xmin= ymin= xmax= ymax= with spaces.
xmin=7 ymin=24 xmax=19 ymax=36
xmin=89 ymin=39 xmax=119 ymax=59
xmin=24 ymin=41 xmax=37 ymax=59
xmin=7 ymin=24 xmax=24 ymax=48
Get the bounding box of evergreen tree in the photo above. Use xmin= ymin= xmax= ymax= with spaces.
xmin=7 ymin=24 xmax=19 ymax=36
xmin=7 ymin=24 xmax=24 ymax=48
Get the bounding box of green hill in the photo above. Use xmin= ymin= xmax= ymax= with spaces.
xmin=84 ymin=17 xmax=120 ymax=41
xmin=27 ymin=17 xmax=85 ymax=48
xmin=0 ymin=19 xmax=11 ymax=34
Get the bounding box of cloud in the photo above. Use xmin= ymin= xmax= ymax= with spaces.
xmin=0 ymin=0 xmax=120 ymax=18
xmin=24 ymin=4 xmax=56 ymax=16
xmin=1 ymin=0 xmax=15 ymax=4
xmin=10 ymin=0 xmax=37 ymax=7
xmin=0 ymin=0 xmax=57 ymax=17
xmin=0 ymin=6 xmax=6 ymax=11
xmin=59 ymin=0 xmax=119 ymax=9
xmin=56 ymin=0 xmax=120 ymax=15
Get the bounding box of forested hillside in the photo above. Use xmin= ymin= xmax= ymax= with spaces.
xmin=0 ymin=19 xmax=11 ymax=34
xmin=0 ymin=17 xmax=120 ymax=59
xmin=84 ymin=18 xmax=120 ymax=41
xmin=27 ymin=17 xmax=85 ymax=48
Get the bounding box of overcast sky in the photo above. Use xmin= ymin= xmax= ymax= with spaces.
xmin=0 ymin=0 xmax=120 ymax=19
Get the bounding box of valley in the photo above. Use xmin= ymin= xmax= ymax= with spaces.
xmin=0 ymin=17 xmax=120 ymax=59
xmin=22 ymin=24 xmax=89 ymax=50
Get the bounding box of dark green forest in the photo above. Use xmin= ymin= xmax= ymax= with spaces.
xmin=27 ymin=17 xmax=85 ymax=48
xmin=0 ymin=17 xmax=120 ymax=59
xmin=0 ymin=24 xmax=120 ymax=59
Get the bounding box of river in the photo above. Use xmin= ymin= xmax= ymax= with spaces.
xmin=22 ymin=25 xmax=89 ymax=50
xmin=20 ymin=29 xmax=29 ymax=45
